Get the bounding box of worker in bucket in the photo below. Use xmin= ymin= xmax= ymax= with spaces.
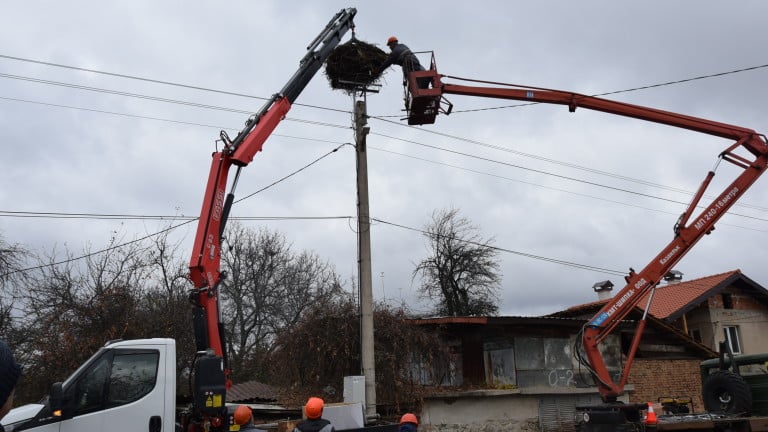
xmin=233 ymin=405 xmax=266 ymax=432
xmin=398 ymin=413 xmax=419 ymax=432
xmin=293 ymin=397 xmax=335 ymax=432
xmin=377 ymin=36 xmax=429 ymax=89
xmin=0 ymin=340 xmax=22 ymax=424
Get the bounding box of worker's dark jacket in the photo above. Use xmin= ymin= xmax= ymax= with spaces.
xmin=381 ymin=43 xmax=424 ymax=76
xmin=398 ymin=423 xmax=417 ymax=432
xmin=293 ymin=418 xmax=335 ymax=432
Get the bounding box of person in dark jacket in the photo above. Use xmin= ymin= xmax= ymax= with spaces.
xmin=0 ymin=340 xmax=22 ymax=431
xmin=398 ymin=413 xmax=419 ymax=432
xmin=378 ymin=36 xmax=430 ymax=89
xmin=293 ymin=397 xmax=335 ymax=432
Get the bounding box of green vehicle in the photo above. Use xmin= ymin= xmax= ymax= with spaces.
xmin=700 ymin=349 xmax=768 ymax=417
xmin=648 ymin=345 xmax=768 ymax=431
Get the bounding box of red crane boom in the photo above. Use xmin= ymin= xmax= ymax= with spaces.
xmin=184 ymin=8 xmax=356 ymax=431
xmin=406 ymin=54 xmax=768 ymax=402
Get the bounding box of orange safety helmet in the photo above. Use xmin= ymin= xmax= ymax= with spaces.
xmin=387 ymin=36 xmax=398 ymax=46
xmin=305 ymin=397 xmax=325 ymax=420
xmin=400 ymin=413 xmax=418 ymax=425
xmin=233 ymin=405 xmax=252 ymax=425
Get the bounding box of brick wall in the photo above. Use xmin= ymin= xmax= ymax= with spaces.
xmin=708 ymin=292 xmax=766 ymax=311
xmin=628 ymin=359 xmax=703 ymax=413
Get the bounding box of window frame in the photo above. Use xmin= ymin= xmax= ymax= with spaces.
xmin=723 ymin=325 xmax=742 ymax=354
xmin=66 ymin=348 xmax=160 ymax=416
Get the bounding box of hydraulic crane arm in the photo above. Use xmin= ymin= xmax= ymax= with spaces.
xmin=187 ymin=4 xmax=356 ymax=377
xmin=182 ymin=9 xmax=355 ymax=431
xmin=406 ymin=56 xmax=768 ymax=401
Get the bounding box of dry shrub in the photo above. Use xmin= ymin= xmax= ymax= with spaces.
xmin=266 ymin=298 xmax=450 ymax=415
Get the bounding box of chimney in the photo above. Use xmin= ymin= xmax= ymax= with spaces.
xmin=664 ymin=270 xmax=684 ymax=284
xmin=592 ymin=280 xmax=614 ymax=301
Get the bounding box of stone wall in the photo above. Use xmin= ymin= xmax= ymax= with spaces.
xmin=419 ymin=388 xmax=624 ymax=432
xmin=421 ymin=418 xmax=539 ymax=432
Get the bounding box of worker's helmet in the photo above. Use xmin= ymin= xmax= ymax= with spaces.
xmin=387 ymin=36 xmax=398 ymax=46
xmin=233 ymin=405 xmax=252 ymax=425
xmin=400 ymin=413 xmax=419 ymax=425
xmin=305 ymin=397 xmax=325 ymax=420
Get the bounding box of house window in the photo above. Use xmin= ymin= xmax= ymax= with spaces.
xmin=723 ymin=326 xmax=742 ymax=354
xmin=722 ymin=293 xmax=734 ymax=309
xmin=689 ymin=328 xmax=702 ymax=343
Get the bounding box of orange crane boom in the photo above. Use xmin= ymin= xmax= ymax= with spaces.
xmin=405 ymin=54 xmax=768 ymax=402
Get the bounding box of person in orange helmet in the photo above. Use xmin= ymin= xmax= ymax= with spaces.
xmin=233 ymin=405 xmax=266 ymax=431
xmin=376 ymin=36 xmax=429 ymax=89
xmin=398 ymin=413 xmax=419 ymax=432
xmin=293 ymin=397 xmax=335 ymax=432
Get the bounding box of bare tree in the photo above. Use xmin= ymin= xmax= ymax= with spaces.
xmin=0 ymin=234 xmax=27 ymax=328
xmin=134 ymin=227 xmax=197 ymax=398
xmin=221 ymin=223 xmax=345 ymax=382
xmin=414 ymin=208 xmax=501 ymax=316
xmin=20 ymin=234 xmax=151 ymax=402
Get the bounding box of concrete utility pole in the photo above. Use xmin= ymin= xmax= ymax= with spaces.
xmin=354 ymin=96 xmax=377 ymax=419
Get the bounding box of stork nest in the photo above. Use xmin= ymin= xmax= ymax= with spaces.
xmin=325 ymin=39 xmax=388 ymax=91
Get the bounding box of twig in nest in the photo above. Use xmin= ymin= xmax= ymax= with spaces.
xmin=325 ymin=39 xmax=388 ymax=91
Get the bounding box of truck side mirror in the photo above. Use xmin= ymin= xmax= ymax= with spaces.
xmin=49 ymin=382 xmax=73 ymax=420
xmin=49 ymin=382 xmax=63 ymax=414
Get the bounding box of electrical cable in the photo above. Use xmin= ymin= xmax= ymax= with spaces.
xmin=3 ymin=59 xmax=766 ymax=213
xmin=0 ymin=144 xmax=349 ymax=278
xmin=371 ymin=217 xmax=626 ymax=277
xmin=1 ymin=56 xmax=766 ymax=280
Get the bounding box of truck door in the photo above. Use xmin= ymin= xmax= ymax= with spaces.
xmin=58 ymin=347 xmax=169 ymax=432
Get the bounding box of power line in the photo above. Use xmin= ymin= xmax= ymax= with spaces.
xmin=0 ymin=53 xmax=351 ymax=115
xmin=3 ymin=142 xmax=766 ymax=235
xmin=2 ymin=91 xmax=766 ymax=226
xmin=371 ymin=115 xmax=694 ymax=195
xmin=0 ymin=210 xmax=352 ymax=221
xmin=371 ymin=217 xmax=627 ymax=277
xmin=0 ymin=72 xmax=250 ymax=114
xmin=3 ymin=56 xmax=766 ymax=213
xmin=0 ymin=95 xmax=351 ymax=135
xmin=370 ymin=131 xmax=768 ymax=224
xmin=0 ymin=144 xmax=349 ymax=278
xmin=440 ymin=63 xmax=768 ymax=114
xmin=370 ymin=117 xmax=768 ymax=214
xmin=3 ymin=86 xmax=763 ymax=221
xmin=1 ymin=55 xmax=766 ymax=279
xmin=0 ymin=90 xmax=713 ymax=219
xmin=368 ymin=146 xmax=768 ymax=232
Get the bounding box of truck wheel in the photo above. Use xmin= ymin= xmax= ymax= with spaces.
xmin=702 ymin=370 xmax=752 ymax=414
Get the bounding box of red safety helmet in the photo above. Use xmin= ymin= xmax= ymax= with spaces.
xmin=233 ymin=405 xmax=252 ymax=425
xmin=305 ymin=397 xmax=325 ymax=420
xmin=387 ymin=36 xmax=398 ymax=46
xmin=400 ymin=413 xmax=418 ymax=425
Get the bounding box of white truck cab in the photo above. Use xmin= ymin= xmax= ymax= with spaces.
xmin=2 ymin=339 xmax=177 ymax=432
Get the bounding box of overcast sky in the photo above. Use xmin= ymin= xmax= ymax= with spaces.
xmin=2 ymin=1 xmax=767 ymax=317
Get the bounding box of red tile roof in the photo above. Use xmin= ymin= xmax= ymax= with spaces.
xmin=641 ymin=270 xmax=739 ymax=319
xmin=558 ymin=270 xmax=741 ymax=320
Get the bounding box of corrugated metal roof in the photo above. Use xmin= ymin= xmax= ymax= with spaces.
xmin=227 ymin=380 xmax=278 ymax=403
